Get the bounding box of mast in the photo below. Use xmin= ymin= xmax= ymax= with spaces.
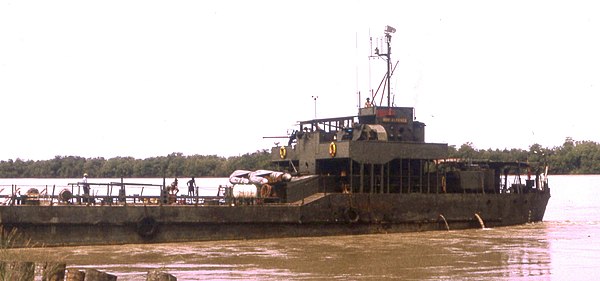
xmin=386 ymin=31 xmax=392 ymax=107
xmin=378 ymin=25 xmax=396 ymax=107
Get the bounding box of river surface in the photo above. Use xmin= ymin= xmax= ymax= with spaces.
xmin=1 ymin=175 xmax=599 ymax=280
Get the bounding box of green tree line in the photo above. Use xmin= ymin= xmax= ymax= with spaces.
xmin=2 ymin=138 xmax=600 ymax=178
xmin=449 ymin=138 xmax=600 ymax=174
xmin=0 ymin=151 xmax=273 ymax=178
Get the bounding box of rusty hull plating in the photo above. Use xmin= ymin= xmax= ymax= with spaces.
xmin=0 ymin=26 xmax=550 ymax=247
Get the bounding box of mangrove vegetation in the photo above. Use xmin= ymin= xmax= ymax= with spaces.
xmin=1 ymin=138 xmax=600 ymax=178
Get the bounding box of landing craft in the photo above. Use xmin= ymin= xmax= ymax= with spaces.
xmin=0 ymin=26 xmax=550 ymax=247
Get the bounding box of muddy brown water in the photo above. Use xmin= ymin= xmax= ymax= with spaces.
xmin=3 ymin=175 xmax=600 ymax=280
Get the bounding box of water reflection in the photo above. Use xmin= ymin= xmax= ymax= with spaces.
xmin=7 ymin=223 xmax=557 ymax=280
xmin=5 ymin=175 xmax=600 ymax=280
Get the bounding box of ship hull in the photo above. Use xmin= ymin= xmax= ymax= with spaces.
xmin=0 ymin=190 xmax=550 ymax=247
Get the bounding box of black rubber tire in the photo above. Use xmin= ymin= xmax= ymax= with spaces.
xmin=136 ymin=216 xmax=158 ymax=238
xmin=345 ymin=208 xmax=360 ymax=223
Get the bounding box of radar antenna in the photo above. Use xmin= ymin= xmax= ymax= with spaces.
xmin=372 ymin=25 xmax=396 ymax=107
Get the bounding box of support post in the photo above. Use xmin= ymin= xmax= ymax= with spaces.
xmin=359 ymin=163 xmax=364 ymax=193
xmin=349 ymin=158 xmax=353 ymax=193
xmin=419 ymin=159 xmax=423 ymax=193
xmin=369 ymin=164 xmax=375 ymax=194
xmin=386 ymin=162 xmax=390 ymax=194
xmin=399 ymin=160 xmax=403 ymax=194
xmin=51 ymin=185 xmax=56 ymax=206
xmin=427 ymin=160 xmax=431 ymax=194
xmin=379 ymin=164 xmax=384 ymax=194
xmin=408 ymin=160 xmax=412 ymax=193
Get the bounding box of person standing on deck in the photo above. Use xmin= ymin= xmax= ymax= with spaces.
xmin=82 ymin=173 xmax=90 ymax=203
xmin=187 ymin=177 xmax=197 ymax=197
xmin=82 ymin=173 xmax=90 ymax=195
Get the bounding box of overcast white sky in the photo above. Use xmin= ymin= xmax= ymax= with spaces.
xmin=1 ymin=0 xmax=598 ymax=161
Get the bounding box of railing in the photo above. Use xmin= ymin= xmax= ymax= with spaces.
xmin=0 ymin=181 xmax=236 ymax=206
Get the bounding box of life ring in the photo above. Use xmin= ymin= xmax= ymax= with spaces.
xmin=279 ymin=146 xmax=287 ymax=159
xmin=136 ymin=216 xmax=158 ymax=238
xmin=344 ymin=208 xmax=360 ymax=223
xmin=329 ymin=142 xmax=337 ymax=157
xmin=260 ymin=184 xmax=272 ymax=198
